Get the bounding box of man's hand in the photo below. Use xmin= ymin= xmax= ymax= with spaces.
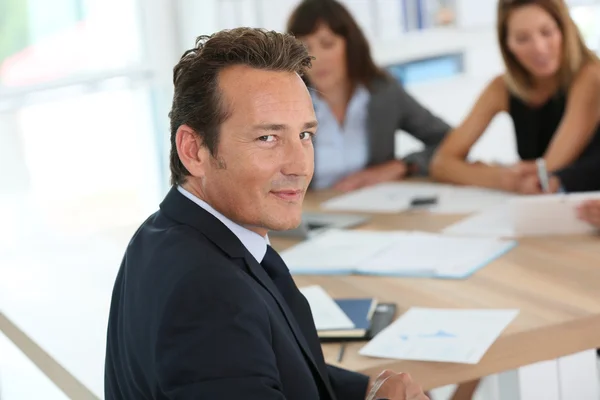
xmin=333 ymin=161 xmax=407 ymax=192
xmin=366 ymin=370 xmax=429 ymax=400
xmin=577 ymin=199 xmax=600 ymax=228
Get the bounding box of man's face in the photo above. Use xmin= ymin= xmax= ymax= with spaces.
xmin=196 ymin=65 xmax=316 ymax=236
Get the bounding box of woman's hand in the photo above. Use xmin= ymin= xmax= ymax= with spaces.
xmin=577 ymin=200 xmax=600 ymax=227
xmin=494 ymin=166 xmax=524 ymax=192
xmin=517 ymin=174 xmax=561 ymax=194
xmin=333 ymin=160 xmax=407 ymax=192
xmin=496 ymin=161 xmax=562 ymax=194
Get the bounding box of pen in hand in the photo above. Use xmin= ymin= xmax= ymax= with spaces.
xmin=536 ymin=158 xmax=550 ymax=193
xmin=337 ymin=343 xmax=346 ymax=363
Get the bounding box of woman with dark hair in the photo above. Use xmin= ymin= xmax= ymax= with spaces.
xmin=287 ymin=0 xmax=451 ymax=192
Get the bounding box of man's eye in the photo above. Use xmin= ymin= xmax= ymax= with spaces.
xmin=258 ymin=135 xmax=276 ymax=142
xmin=300 ymin=131 xmax=314 ymax=140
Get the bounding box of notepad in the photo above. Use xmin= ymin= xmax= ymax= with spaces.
xmin=281 ymin=229 xmax=516 ymax=279
xmin=320 ymin=182 xmax=515 ymax=214
xmin=318 ymin=298 xmax=378 ymax=339
xmin=444 ymin=191 xmax=600 ymax=237
xmin=359 ymin=307 xmax=519 ymax=364
xmin=299 ymin=286 xmax=355 ymax=331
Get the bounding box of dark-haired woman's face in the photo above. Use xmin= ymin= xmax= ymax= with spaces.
xmin=506 ymin=4 xmax=562 ymax=79
xmin=300 ymin=23 xmax=348 ymax=92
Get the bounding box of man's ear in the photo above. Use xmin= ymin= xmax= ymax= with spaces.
xmin=176 ymin=125 xmax=209 ymax=178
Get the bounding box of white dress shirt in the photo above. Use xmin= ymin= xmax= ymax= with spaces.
xmin=177 ymin=186 xmax=269 ymax=263
xmin=311 ymin=85 xmax=371 ymax=189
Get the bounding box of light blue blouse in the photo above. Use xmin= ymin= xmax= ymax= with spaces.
xmin=311 ymin=86 xmax=371 ymax=189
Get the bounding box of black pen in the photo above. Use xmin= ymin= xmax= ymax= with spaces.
xmin=337 ymin=343 xmax=346 ymax=363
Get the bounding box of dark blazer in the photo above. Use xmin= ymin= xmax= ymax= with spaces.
xmin=104 ymin=187 xmax=369 ymax=400
xmin=363 ymin=77 xmax=451 ymax=175
xmin=556 ymin=153 xmax=600 ymax=192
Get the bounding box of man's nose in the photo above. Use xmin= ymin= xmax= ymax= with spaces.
xmin=281 ymin=137 xmax=312 ymax=177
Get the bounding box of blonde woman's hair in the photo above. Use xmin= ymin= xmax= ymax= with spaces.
xmin=497 ymin=0 xmax=598 ymax=101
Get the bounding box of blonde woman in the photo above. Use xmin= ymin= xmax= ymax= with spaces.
xmin=431 ymin=0 xmax=600 ymax=194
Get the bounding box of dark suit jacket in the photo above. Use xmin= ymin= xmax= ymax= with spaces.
xmin=364 ymin=77 xmax=451 ymax=175
xmin=104 ymin=187 xmax=369 ymax=400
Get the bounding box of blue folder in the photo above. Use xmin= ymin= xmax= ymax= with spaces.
xmin=287 ymin=240 xmax=518 ymax=280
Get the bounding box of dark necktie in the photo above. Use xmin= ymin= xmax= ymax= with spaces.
xmin=261 ymin=245 xmax=330 ymax=376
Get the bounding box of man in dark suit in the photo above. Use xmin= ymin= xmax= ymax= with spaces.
xmin=104 ymin=27 xmax=428 ymax=400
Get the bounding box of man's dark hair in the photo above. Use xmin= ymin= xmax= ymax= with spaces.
xmin=287 ymin=0 xmax=386 ymax=90
xmin=168 ymin=28 xmax=313 ymax=186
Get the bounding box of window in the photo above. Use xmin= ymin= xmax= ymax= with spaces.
xmin=570 ymin=2 xmax=600 ymax=54
xmin=0 ymin=0 xmax=164 ymax=246
xmin=0 ymin=0 xmax=144 ymax=88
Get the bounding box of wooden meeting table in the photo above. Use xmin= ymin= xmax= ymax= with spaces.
xmin=270 ymin=190 xmax=600 ymax=400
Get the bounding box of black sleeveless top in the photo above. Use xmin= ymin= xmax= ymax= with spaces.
xmin=509 ymin=91 xmax=600 ymax=161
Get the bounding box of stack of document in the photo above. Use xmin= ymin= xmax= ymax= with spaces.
xmin=299 ymin=286 xmax=356 ymax=331
xmin=281 ymin=229 xmax=516 ymax=279
xmin=319 ymin=297 xmax=379 ymax=339
xmin=299 ymin=285 xmax=394 ymax=340
xmin=444 ymin=191 xmax=600 ymax=237
xmin=359 ymin=307 xmax=519 ymax=364
xmin=320 ymin=182 xmax=516 ymax=214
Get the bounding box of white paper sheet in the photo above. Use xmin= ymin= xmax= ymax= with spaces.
xmin=442 ymin=204 xmax=515 ymax=238
xmin=320 ymin=182 xmax=515 ymax=214
xmin=511 ymin=192 xmax=600 ymax=236
xmin=359 ymin=307 xmax=519 ymax=364
xmin=299 ymin=285 xmax=355 ymax=331
xmin=362 ymin=232 xmax=515 ymax=277
xmin=281 ymin=229 xmax=515 ymax=278
xmin=443 ymin=191 xmax=600 ymax=237
xmin=428 ymin=187 xmax=516 ymax=214
xmin=320 ymin=182 xmax=438 ymax=213
xmin=280 ymin=229 xmax=403 ymax=273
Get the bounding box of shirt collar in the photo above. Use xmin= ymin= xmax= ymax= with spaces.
xmin=177 ymin=186 xmax=269 ymax=263
xmin=310 ymin=85 xmax=369 ymax=110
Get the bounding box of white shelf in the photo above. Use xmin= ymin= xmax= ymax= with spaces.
xmin=370 ymin=26 xmax=495 ymax=66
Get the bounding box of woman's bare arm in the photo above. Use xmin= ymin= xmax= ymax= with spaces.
xmin=543 ymin=62 xmax=600 ymax=171
xmin=430 ymin=76 xmax=509 ymax=189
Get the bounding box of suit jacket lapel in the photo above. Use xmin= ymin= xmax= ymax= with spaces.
xmin=242 ymin=254 xmax=337 ymax=400
xmin=160 ymin=187 xmax=336 ymax=399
